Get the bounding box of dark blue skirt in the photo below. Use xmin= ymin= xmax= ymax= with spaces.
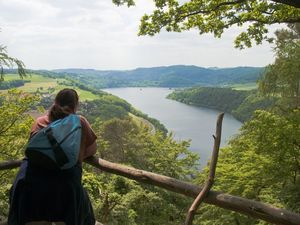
xmin=8 ymin=159 xmax=95 ymax=225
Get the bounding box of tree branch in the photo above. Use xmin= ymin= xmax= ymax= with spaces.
xmin=271 ymin=0 xmax=300 ymax=8
xmin=184 ymin=113 xmax=224 ymax=225
xmin=179 ymin=0 xmax=247 ymax=20
xmin=0 ymin=159 xmax=22 ymax=170
xmin=0 ymin=118 xmax=18 ymax=136
xmin=177 ymin=0 xmax=300 ymax=25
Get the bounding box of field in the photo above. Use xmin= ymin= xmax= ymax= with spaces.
xmin=229 ymin=82 xmax=258 ymax=90
xmin=1 ymin=74 xmax=100 ymax=101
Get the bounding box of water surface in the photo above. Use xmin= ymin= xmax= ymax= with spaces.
xmin=103 ymin=87 xmax=242 ymax=166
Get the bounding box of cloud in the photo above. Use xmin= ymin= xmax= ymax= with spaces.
xmin=0 ymin=0 xmax=277 ymax=70
xmin=0 ymin=0 xmax=59 ymax=25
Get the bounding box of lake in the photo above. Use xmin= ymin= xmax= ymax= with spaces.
xmin=103 ymin=87 xmax=242 ymax=166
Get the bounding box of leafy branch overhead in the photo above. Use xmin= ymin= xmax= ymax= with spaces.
xmin=113 ymin=0 xmax=300 ymax=48
xmin=0 ymin=46 xmax=26 ymax=81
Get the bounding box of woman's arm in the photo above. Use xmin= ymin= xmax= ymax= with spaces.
xmin=79 ymin=116 xmax=97 ymax=161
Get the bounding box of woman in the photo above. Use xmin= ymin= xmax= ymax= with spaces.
xmin=8 ymin=88 xmax=97 ymax=225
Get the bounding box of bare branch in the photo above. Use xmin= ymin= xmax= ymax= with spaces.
xmin=184 ymin=113 xmax=224 ymax=225
xmin=0 ymin=160 xmax=22 ymax=170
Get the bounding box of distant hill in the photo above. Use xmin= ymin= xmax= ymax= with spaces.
xmin=53 ymin=65 xmax=264 ymax=88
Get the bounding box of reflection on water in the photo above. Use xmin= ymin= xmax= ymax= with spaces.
xmin=103 ymin=87 xmax=242 ymax=166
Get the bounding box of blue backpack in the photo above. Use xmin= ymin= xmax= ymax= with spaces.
xmin=25 ymin=114 xmax=82 ymax=170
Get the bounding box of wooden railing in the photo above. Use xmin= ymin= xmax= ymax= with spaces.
xmin=1 ymin=157 xmax=300 ymax=225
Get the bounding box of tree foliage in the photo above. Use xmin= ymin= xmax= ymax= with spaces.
xmin=114 ymin=0 xmax=300 ymax=48
xmin=0 ymin=79 xmax=29 ymax=90
xmin=232 ymin=93 xmax=276 ymax=121
xmin=168 ymin=87 xmax=250 ymax=112
xmin=83 ymin=117 xmax=200 ymax=224
xmin=51 ymin=66 xmax=263 ymax=88
xmin=0 ymin=90 xmax=38 ymax=220
xmin=168 ymin=87 xmax=275 ymax=122
xmin=259 ymin=23 xmax=300 ymax=108
xmin=193 ymin=109 xmax=300 ymax=224
xmin=0 ymin=46 xmax=26 ymax=81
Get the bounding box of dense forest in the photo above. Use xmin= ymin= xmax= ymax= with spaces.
xmin=0 ymin=79 xmax=29 ymax=90
xmin=51 ymin=66 xmax=262 ymax=88
xmin=168 ymin=87 xmax=276 ymax=122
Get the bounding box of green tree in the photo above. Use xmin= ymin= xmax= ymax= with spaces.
xmin=0 ymin=90 xmax=38 ymax=220
xmin=193 ymin=109 xmax=300 ymax=224
xmin=0 ymin=45 xmax=26 ymax=80
xmin=96 ymin=117 xmax=198 ymax=177
xmin=114 ymin=0 xmax=300 ymax=48
xmin=259 ymin=24 xmax=300 ymax=108
xmin=168 ymin=87 xmax=276 ymax=122
xmin=84 ymin=117 xmax=199 ymax=224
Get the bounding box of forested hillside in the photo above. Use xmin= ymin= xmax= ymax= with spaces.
xmin=168 ymin=87 xmax=276 ymax=122
xmin=53 ymin=65 xmax=263 ymax=88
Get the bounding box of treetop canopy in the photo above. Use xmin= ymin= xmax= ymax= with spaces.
xmin=113 ymin=0 xmax=300 ymax=48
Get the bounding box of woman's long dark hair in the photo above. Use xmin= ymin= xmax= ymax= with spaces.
xmin=49 ymin=88 xmax=79 ymax=121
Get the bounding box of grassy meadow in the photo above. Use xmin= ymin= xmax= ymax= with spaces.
xmin=1 ymin=73 xmax=100 ymax=101
xmin=229 ymin=82 xmax=258 ymax=90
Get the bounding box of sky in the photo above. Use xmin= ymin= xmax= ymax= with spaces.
xmin=0 ymin=0 xmax=281 ymax=70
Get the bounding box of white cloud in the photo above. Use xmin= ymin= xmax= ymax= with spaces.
xmin=0 ymin=0 xmax=60 ymax=25
xmin=0 ymin=0 xmax=277 ymax=70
